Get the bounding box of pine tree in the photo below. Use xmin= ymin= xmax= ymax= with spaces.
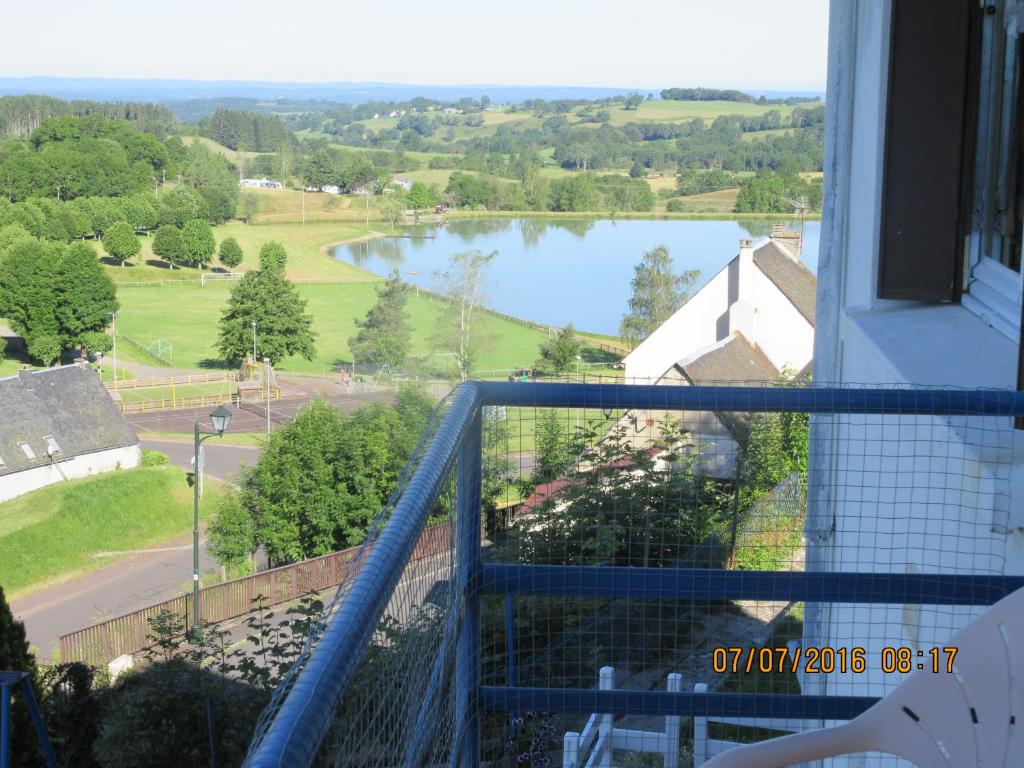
xmin=348 ymin=270 xmax=411 ymax=366
xmin=258 ymin=241 xmax=287 ymax=274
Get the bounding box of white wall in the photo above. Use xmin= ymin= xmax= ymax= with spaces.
xmin=810 ymin=3 xmax=1024 ymax=764
xmin=0 ymin=445 xmax=141 ymax=503
xmin=624 ymin=265 xmax=731 ymax=384
xmin=750 ymin=267 xmax=815 ymax=373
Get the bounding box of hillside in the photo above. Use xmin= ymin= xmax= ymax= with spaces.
xmin=0 ymin=465 xmax=220 ymax=597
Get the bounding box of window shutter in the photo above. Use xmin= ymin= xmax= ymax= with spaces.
xmin=878 ymin=0 xmax=980 ymax=301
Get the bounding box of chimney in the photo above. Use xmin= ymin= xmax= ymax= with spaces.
xmin=729 ymin=239 xmax=757 ymax=341
xmin=770 ymin=225 xmax=802 ymax=259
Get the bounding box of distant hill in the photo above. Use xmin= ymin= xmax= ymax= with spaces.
xmin=0 ymin=78 xmax=824 ymax=108
xmin=0 ymin=77 xmax=654 ymax=106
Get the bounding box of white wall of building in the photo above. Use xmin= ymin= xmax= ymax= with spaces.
xmin=624 ymin=265 xmax=731 ymax=384
xmin=0 ymin=445 xmax=141 ymax=503
xmin=809 ymin=3 xmax=1024 ymax=764
xmin=750 ymin=267 xmax=815 ymax=373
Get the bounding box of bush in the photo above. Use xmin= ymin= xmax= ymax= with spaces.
xmin=665 ymin=199 xmax=685 ymax=212
xmin=141 ymin=450 xmax=169 ymax=467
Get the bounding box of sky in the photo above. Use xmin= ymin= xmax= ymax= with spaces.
xmin=0 ymin=0 xmax=828 ymax=91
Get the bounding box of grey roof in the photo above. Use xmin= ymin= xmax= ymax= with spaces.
xmin=675 ymin=336 xmax=781 ymax=441
xmin=753 ymin=240 xmax=817 ymax=325
xmin=0 ymin=364 xmax=138 ymax=477
xmin=676 ymin=335 xmax=780 ymax=385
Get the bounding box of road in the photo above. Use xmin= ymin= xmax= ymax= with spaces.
xmin=12 ymin=530 xmax=221 ymax=659
xmin=12 ymin=442 xmax=262 ymax=657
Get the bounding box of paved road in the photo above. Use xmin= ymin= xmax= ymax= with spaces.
xmin=12 ymin=531 xmax=220 ymax=659
xmin=127 ymin=392 xmax=395 ymax=435
xmin=140 ymin=439 xmax=261 ymax=482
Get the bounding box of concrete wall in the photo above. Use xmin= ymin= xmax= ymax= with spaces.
xmin=750 ymin=267 xmax=815 ymax=373
xmin=0 ymin=444 xmax=141 ymax=503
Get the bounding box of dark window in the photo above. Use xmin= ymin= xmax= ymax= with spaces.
xmin=878 ymin=0 xmax=981 ymax=301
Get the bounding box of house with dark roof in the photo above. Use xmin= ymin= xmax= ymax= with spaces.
xmin=0 ymin=363 xmax=141 ymax=502
xmin=621 ymin=230 xmax=816 ymax=478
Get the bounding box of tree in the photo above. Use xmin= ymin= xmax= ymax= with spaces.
xmin=101 ymin=220 xmax=140 ymax=267
xmin=241 ymin=192 xmax=261 ymax=223
xmin=302 ymin=146 xmax=336 ymax=190
xmin=349 ymin=269 xmax=412 ymax=366
xmin=536 ymin=323 xmax=584 ymax=374
xmin=54 ymin=241 xmax=118 ymax=352
xmin=151 ymin=224 xmax=184 ymax=269
xmin=258 ymin=241 xmax=287 ymax=274
xmin=619 ymin=245 xmax=698 ymax=344
xmin=218 ymin=237 xmax=244 ymax=269
xmin=217 ymin=269 xmax=315 ymax=365
xmin=407 ymin=181 xmax=434 ymax=210
xmin=534 ymin=409 xmax=575 ymax=483
xmin=623 ymin=92 xmax=645 ymax=110
xmin=0 ymin=586 xmax=38 ymax=767
xmin=0 ymin=237 xmax=62 ymax=362
xmin=180 ymin=218 xmax=215 ymax=267
xmin=431 ymin=250 xmax=495 ymax=379
xmin=208 ymin=485 xmax=257 ymax=573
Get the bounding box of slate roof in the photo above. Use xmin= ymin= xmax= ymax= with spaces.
xmin=675 ymin=335 xmax=781 ymax=441
xmin=676 ymin=334 xmax=780 ymax=385
xmin=0 ymin=364 xmax=138 ymax=478
xmin=753 ymin=240 xmax=817 ymax=324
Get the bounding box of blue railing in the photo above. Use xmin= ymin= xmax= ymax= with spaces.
xmin=244 ymin=382 xmax=1024 ymax=767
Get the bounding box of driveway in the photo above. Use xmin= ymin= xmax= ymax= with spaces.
xmin=140 ymin=439 xmax=261 ymax=482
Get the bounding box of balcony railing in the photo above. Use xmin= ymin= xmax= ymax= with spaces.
xmin=244 ymin=382 xmax=1024 ymax=767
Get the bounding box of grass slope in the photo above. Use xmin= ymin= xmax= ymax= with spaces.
xmin=0 ymin=466 xmax=220 ymax=597
xmin=105 ymin=221 xmax=380 ymax=283
xmin=115 ymin=282 xmax=549 ymax=374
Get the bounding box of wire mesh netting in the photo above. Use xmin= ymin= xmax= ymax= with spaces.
xmin=247 ymin=381 xmax=1018 ymax=768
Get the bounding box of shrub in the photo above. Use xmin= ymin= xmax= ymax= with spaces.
xmin=665 ymin=199 xmax=685 ymax=212
xmin=141 ymin=450 xmax=169 ymax=467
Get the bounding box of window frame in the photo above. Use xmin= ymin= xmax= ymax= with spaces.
xmin=963 ymin=0 xmax=1024 ymax=340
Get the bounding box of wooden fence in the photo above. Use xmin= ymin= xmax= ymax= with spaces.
xmin=59 ymin=522 xmax=452 ymax=666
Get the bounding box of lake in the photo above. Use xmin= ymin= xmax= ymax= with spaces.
xmin=333 ymin=218 xmax=820 ymax=336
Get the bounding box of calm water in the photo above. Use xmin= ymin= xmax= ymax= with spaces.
xmin=334 ymin=218 xmax=820 ymax=336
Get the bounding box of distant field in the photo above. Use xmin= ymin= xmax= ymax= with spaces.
xmin=661 ymin=188 xmax=740 ymax=214
xmin=181 ymin=135 xmax=272 ymax=164
xmin=115 ymin=282 xmax=549 ymax=375
xmin=105 ymin=220 xmax=379 ymax=283
xmin=741 ymin=128 xmax=796 ymax=142
xmin=575 ymin=99 xmax=820 ymax=126
xmin=0 ymin=466 xmax=220 ymax=597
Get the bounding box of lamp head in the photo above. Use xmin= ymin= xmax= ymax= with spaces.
xmin=209 ymin=405 xmax=232 ymax=434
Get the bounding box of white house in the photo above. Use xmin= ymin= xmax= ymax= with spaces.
xmin=391 ymin=176 xmax=413 ymax=191
xmin=239 ymin=178 xmax=283 ymax=189
xmin=0 ymin=364 xmax=141 ymax=503
xmin=622 ymin=230 xmax=815 ymax=477
xmin=787 ymin=2 xmax=1024 ymax=766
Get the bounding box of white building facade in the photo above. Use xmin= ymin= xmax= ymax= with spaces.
xmin=805 ymin=2 xmax=1024 ymax=764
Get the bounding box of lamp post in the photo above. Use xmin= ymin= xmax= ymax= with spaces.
xmin=263 ymin=357 xmax=271 ymax=434
xmin=109 ymin=312 xmax=118 ymax=382
xmin=191 ymin=404 xmax=232 ymax=642
xmin=252 ymin=321 xmax=257 ymax=362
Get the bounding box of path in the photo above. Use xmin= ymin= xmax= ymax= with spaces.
xmin=140 ymin=439 xmax=261 ymax=481
xmin=12 ymin=530 xmax=220 ymax=659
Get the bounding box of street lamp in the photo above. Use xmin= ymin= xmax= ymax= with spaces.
xmin=109 ymin=312 xmax=118 ymax=382
xmin=252 ymin=321 xmax=257 ymax=362
xmin=191 ymin=404 xmax=232 ymax=642
xmin=263 ymin=357 xmax=271 ymax=434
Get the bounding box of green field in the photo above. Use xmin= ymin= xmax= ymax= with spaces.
xmin=106 ymin=220 xmax=381 ymax=283
xmin=114 ymin=282 xmax=550 ymax=375
xmin=0 ymin=466 xmax=220 ymax=597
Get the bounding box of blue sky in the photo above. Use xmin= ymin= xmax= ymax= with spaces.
xmin=1 ymin=0 xmax=828 ymax=90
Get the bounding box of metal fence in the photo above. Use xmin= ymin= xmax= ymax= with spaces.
xmin=105 ymin=371 xmax=239 ymax=391
xmin=243 ymin=383 xmax=1024 ymax=767
xmin=59 ymin=523 xmax=452 ymax=666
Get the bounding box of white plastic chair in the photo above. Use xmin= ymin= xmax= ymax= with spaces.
xmin=703 ymin=586 xmax=1024 ymax=767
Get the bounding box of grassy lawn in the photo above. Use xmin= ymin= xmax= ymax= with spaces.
xmin=0 ymin=466 xmax=220 ymax=598
xmin=105 ymin=220 xmax=380 ymax=284
xmin=117 ymin=382 xmax=236 ymax=403
xmin=661 ymin=188 xmax=740 ymax=215
xmin=114 ymin=282 xmax=549 ymax=375
xmin=181 ymin=135 xmax=273 ymax=164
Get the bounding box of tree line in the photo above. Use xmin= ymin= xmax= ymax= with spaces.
xmin=0 ymin=94 xmax=177 ymax=138
xmin=198 ymin=109 xmax=292 ymax=152
xmin=660 ymin=87 xmax=821 ymax=106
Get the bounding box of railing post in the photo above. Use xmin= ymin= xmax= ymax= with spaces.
xmin=692 ymin=683 xmax=709 ymax=766
xmin=0 ymin=682 xmax=10 ymax=768
xmin=596 ymin=666 xmax=614 ymax=768
xmin=664 ymin=673 xmax=681 ymax=768
xmin=456 ymin=408 xmax=482 ymax=767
